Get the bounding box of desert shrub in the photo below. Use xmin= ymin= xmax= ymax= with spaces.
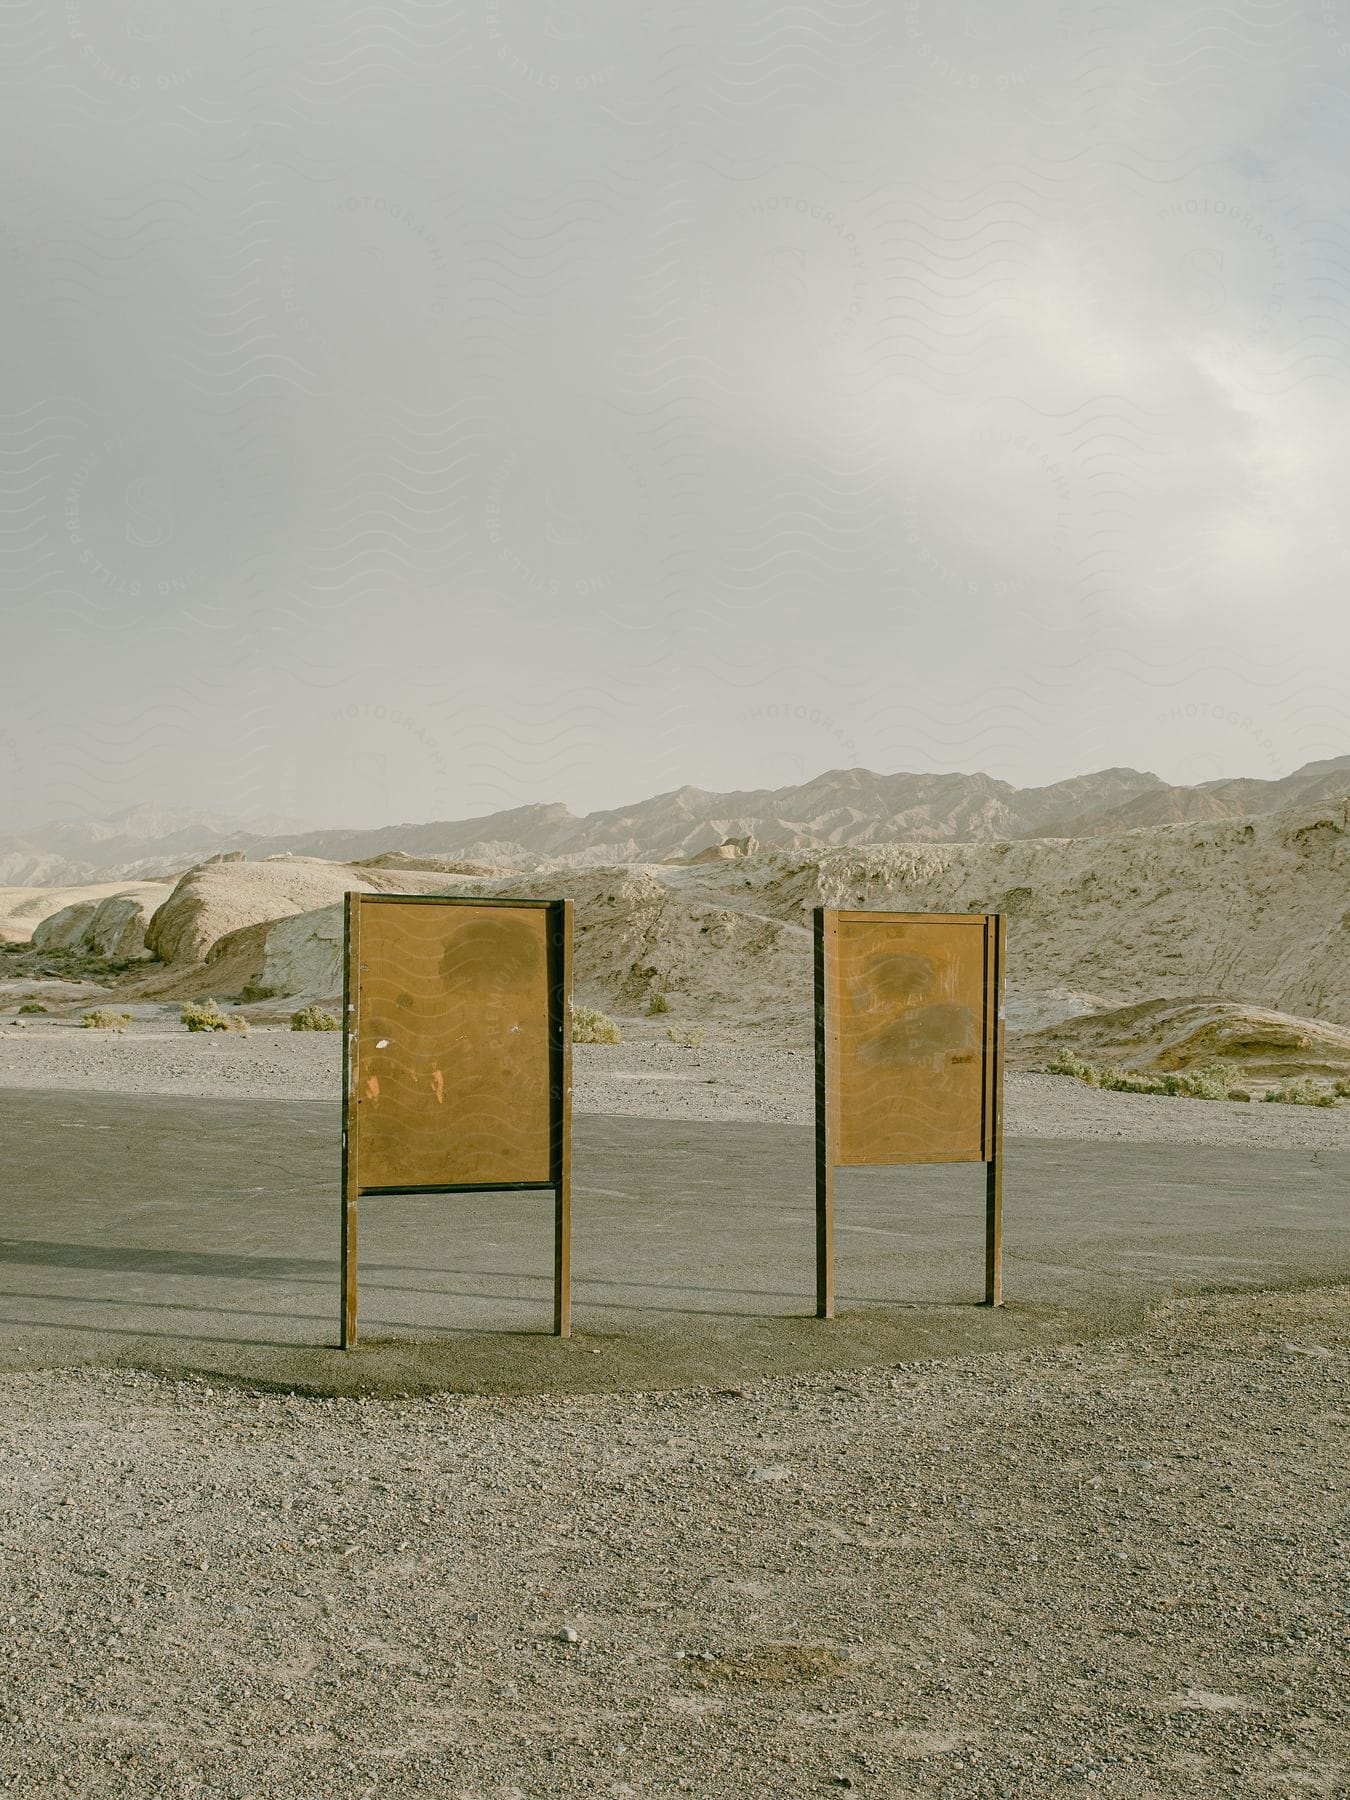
xmin=1334 ymin=1078 xmax=1350 ymax=1100
xmin=1047 ymin=1049 xmax=1099 ymax=1085
xmin=291 ymin=1005 xmax=340 ymax=1032
xmin=1097 ymin=1067 xmax=1160 ymax=1094
xmin=645 ymin=991 xmax=671 ymax=1016
xmin=571 ymin=1005 xmax=621 ymax=1045
xmin=81 ymin=1010 xmax=131 ymax=1029
xmin=1158 ymin=1066 xmax=1243 ymax=1101
xmin=18 ymin=1002 xmax=47 ymax=1015
xmin=181 ymin=1000 xmax=248 ymax=1034
xmin=1263 ymin=1079 xmax=1336 ymax=1107
xmin=1054 ymin=1051 xmax=1243 ymax=1101
xmin=1108 ymin=1065 xmax=1243 ymax=1100
xmin=666 ymin=1025 xmax=705 ymax=1049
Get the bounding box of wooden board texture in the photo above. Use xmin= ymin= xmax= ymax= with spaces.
xmin=350 ymin=900 xmax=553 ymax=1189
xmin=830 ymin=913 xmax=992 ymax=1167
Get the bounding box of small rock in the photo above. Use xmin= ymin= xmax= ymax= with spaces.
xmin=558 ymin=1626 xmax=580 ymax=1645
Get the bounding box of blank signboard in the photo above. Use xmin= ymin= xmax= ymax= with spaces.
xmin=349 ymin=898 xmax=555 ymax=1190
xmin=831 ymin=912 xmax=994 ymax=1166
xmin=341 ymin=893 xmax=573 ymax=1348
xmin=815 ymin=909 xmax=1005 ymax=1316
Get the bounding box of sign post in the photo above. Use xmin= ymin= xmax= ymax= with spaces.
xmin=814 ymin=909 xmax=1005 ymax=1316
xmin=340 ymin=893 xmax=573 ymax=1348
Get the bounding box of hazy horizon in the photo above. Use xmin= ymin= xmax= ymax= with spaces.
xmin=3 ymin=2 xmax=1349 ymax=833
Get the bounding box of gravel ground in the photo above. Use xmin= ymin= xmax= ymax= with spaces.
xmin=3 ymin=1008 xmax=1347 ymax=1793
xmin=2 ymin=1015 xmax=1348 ymax=1151
xmin=1 ymin=1285 xmax=1346 ymax=1798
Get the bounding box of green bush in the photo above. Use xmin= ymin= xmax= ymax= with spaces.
xmin=1164 ymin=1067 xmax=1245 ymax=1101
xmin=290 ymin=1005 xmax=340 ymax=1032
xmin=17 ymin=1002 xmax=47 ymax=1015
xmin=666 ymin=1025 xmax=705 ymax=1049
xmin=1263 ymin=1079 xmax=1337 ymax=1108
xmin=181 ymin=1000 xmax=248 ymax=1034
xmin=571 ymin=1005 xmax=621 ymax=1045
xmin=1051 ymin=1050 xmax=1244 ymax=1101
xmin=1334 ymin=1078 xmax=1350 ymax=1100
xmin=1047 ymin=1049 xmax=1099 ymax=1085
xmin=645 ymin=991 xmax=671 ymax=1016
xmin=1096 ymin=1066 xmax=1158 ymax=1094
xmin=81 ymin=1010 xmax=131 ymax=1029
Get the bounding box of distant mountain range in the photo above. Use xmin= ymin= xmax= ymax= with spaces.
xmin=2 ymin=758 xmax=1347 ymax=885
xmin=0 ymin=807 xmax=307 ymax=887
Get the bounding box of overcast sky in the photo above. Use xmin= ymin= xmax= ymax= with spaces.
xmin=2 ymin=1 xmax=1348 ymax=831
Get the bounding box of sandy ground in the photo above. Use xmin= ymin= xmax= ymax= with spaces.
xmin=0 ymin=1285 xmax=1345 ymax=1798
xmin=2 ymin=1014 xmax=1348 ymax=1151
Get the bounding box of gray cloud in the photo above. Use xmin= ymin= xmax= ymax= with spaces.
xmin=1 ymin=0 xmax=1347 ymax=830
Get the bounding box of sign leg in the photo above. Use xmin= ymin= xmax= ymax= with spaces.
xmin=341 ymin=1197 xmax=359 ymax=1348
xmin=814 ymin=908 xmax=837 ymax=1319
xmin=552 ymin=898 xmax=573 ymax=1340
xmin=340 ymin=891 xmax=360 ymax=1350
xmin=985 ymin=1154 xmax=1003 ymax=1307
xmin=816 ymin=1159 xmax=835 ymax=1320
xmin=983 ymin=911 xmax=1006 ymax=1308
xmin=553 ymin=1174 xmax=572 ymax=1339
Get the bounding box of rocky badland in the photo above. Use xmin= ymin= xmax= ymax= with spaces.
xmin=2 ymin=759 xmax=1347 ymax=1084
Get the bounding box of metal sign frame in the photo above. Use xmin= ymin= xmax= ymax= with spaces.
xmin=340 ymin=893 xmax=574 ymax=1348
xmin=814 ymin=908 xmax=1005 ymax=1318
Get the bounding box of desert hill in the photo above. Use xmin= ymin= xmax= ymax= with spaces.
xmin=1023 ymin=756 xmax=1350 ymax=838
xmin=1017 ymin=998 xmax=1350 ymax=1084
xmin=3 ymin=757 xmax=1345 ymax=884
xmin=5 ymin=797 xmax=1342 ymax=1083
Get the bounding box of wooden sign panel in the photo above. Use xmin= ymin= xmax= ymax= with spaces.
xmin=341 ymin=894 xmax=573 ymax=1347
xmin=831 ymin=913 xmax=994 ymax=1166
xmin=351 ymin=899 xmax=554 ymax=1189
xmin=815 ymin=909 xmax=1005 ymax=1317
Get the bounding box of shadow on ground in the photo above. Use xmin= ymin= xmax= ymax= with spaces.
xmin=1 ymin=1090 xmax=1346 ymax=1396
